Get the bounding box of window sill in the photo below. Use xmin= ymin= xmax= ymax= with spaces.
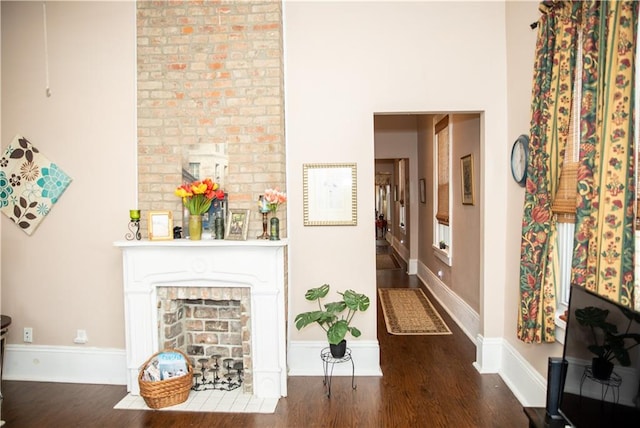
xmin=554 ymin=312 xmax=566 ymax=345
xmin=433 ymin=246 xmax=451 ymax=266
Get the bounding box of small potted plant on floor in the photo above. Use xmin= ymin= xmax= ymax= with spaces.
xmin=574 ymin=305 xmax=640 ymax=380
xmin=295 ymin=283 xmax=371 ymax=358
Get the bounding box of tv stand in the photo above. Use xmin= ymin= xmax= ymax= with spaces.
xmin=523 ymin=407 xmax=568 ymax=428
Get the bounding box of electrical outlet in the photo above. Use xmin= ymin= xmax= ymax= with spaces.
xmin=24 ymin=327 xmax=33 ymax=343
xmin=74 ymin=329 xmax=88 ymax=344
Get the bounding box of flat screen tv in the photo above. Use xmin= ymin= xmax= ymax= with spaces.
xmin=559 ymin=285 xmax=640 ymax=427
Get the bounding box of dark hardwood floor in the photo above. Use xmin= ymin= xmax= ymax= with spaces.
xmin=0 ymin=240 xmax=528 ymax=427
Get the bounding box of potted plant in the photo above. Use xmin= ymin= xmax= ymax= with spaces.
xmin=294 ymin=284 xmax=371 ymax=358
xmin=574 ymin=305 xmax=640 ymax=380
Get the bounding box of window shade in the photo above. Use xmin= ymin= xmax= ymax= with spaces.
xmin=552 ymin=32 xmax=581 ymax=224
xmin=436 ymin=117 xmax=449 ymax=226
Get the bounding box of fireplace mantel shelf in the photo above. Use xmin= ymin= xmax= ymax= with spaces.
xmin=114 ymin=238 xmax=288 ymax=248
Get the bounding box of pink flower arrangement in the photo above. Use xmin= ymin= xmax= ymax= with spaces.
xmin=263 ymin=188 xmax=287 ymax=213
xmin=175 ymin=178 xmax=225 ymax=215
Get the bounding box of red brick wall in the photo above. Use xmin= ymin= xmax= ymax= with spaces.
xmin=137 ymin=1 xmax=285 ymax=238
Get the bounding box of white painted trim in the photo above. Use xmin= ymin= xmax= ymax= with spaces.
xmin=473 ymin=335 xmax=502 ymax=373
xmin=3 ymin=344 xmax=127 ymax=385
xmin=495 ymin=339 xmax=546 ymax=407
xmin=417 ymin=262 xmax=479 ymax=344
xmin=391 ymin=237 xmax=410 ymax=266
xmin=287 ymin=340 xmax=382 ymax=377
xmin=407 ymin=258 xmax=418 ymax=275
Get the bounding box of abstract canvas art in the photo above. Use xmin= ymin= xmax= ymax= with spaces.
xmin=0 ymin=135 xmax=72 ymax=235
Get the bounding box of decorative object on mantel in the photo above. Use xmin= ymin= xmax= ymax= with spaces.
xmin=148 ymin=211 xmax=173 ymax=241
xmin=256 ymin=195 xmax=271 ymax=239
xmin=263 ymin=187 xmax=286 ymax=241
xmin=225 ymin=209 xmax=250 ymax=241
xmin=175 ymin=178 xmax=225 ymax=241
xmin=125 ymin=209 xmax=141 ymax=241
xmin=0 ymin=134 xmax=72 ymax=235
xmin=295 ymin=284 xmax=370 ymax=358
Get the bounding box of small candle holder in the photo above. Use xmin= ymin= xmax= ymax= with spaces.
xmin=257 ymin=196 xmax=270 ymax=240
xmin=125 ymin=210 xmax=141 ymax=241
xmin=191 ymin=355 xmax=243 ymax=392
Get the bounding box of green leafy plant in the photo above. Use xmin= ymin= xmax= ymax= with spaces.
xmin=574 ymin=305 xmax=640 ymax=366
xmin=294 ymin=284 xmax=370 ymax=345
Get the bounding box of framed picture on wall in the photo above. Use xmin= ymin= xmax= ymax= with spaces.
xmin=148 ymin=211 xmax=173 ymax=240
xmin=460 ymin=154 xmax=475 ymax=205
xmin=303 ymin=163 xmax=357 ymax=226
xmin=419 ymin=178 xmax=426 ymax=204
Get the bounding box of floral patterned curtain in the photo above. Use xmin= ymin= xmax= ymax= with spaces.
xmin=517 ymin=1 xmax=579 ymax=343
xmin=571 ymin=1 xmax=638 ymax=309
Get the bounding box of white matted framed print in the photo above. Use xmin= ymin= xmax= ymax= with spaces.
xmin=148 ymin=211 xmax=173 ymax=240
xmin=225 ymin=209 xmax=250 ymax=240
xmin=303 ymin=163 xmax=357 ymax=226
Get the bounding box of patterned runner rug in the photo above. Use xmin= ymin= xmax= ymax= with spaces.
xmin=378 ymin=288 xmax=452 ymax=335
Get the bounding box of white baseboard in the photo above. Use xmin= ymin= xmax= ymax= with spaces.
xmin=496 ymin=339 xmax=546 ymax=407
xmin=417 ymin=263 xmax=480 ymax=344
xmin=407 ymin=258 xmax=418 ymax=275
xmin=287 ymin=340 xmax=382 ymax=377
xmin=473 ymin=334 xmax=503 ymax=373
xmin=3 ymin=344 xmax=127 ymax=385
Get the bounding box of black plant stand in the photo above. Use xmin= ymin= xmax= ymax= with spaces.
xmin=320 ymin=347 xmax=356 ymax=398
xmin=580 ymin=365 xmax=621 ymax=405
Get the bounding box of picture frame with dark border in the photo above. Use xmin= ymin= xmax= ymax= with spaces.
xmin=148 ymin=210 xmax=173 ymax=240
xmin=303 ymin=163 xmax=357 ymax=226
xmin=419 ymin=178 xmax=426 ymax=204
xmin=225 ymin=209 xmax=250 ymax=240
xmin=460 ymin=154 xmax=475 ymax=206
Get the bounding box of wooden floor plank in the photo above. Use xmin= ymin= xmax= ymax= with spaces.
xmin=0 ymin=242 xmax=528 ymax=427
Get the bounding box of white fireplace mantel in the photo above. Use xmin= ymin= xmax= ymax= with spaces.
xmin=114 ymin=239 xmax=288 ymax=399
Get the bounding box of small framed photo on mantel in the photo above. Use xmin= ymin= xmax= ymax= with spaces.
xmin=225 ymin=209 xmax=250 ymax=240
xmin=148 ymin=211 xmax=173 ymax=240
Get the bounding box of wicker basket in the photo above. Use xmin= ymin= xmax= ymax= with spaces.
xmin=138 ymin=349 xmax=194 ymax=409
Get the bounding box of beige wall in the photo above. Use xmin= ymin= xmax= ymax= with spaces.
xmin=1 ymin=1 xmax=136 ymax=347
xmin=450 ymin=114 xmax=481 ymax=312
xmin=0 ymin=0 xmax=561 ymax=383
